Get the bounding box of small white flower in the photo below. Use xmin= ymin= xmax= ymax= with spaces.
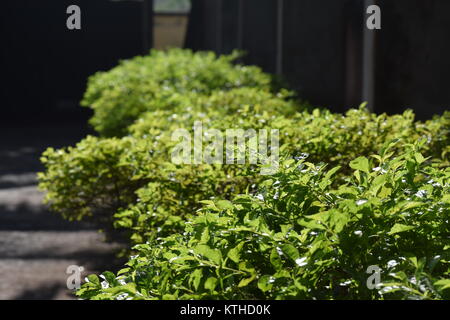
xmin=372 ymin=167 xmax=387 ymax=174
xmin=101 ymin=281 xmax=109 ymax=289
xmin=356 ymin=199 xmax=368 ymax=206
xmin=387 ymin=260 xmax=399 ymax=268
xmin=256 ymin=194 xmax=265 ymax=201
xmin=415 ymin=190 xmax=427 ymax=198
xmin=276 ymin=247 xmax=283 ymax=256
xmin=379 ymin=285 xmax=401 ymax=294
xmin=168 ymin=257 xmax=179 ymax=263
xmin=294 ymin=153 xmax=309 ymax=161
xmin=116 ymin=293 xmax=129 ymax=300
xmin=340 ymin=280 xmax=352 ymax=287
xmin=295 ymin=257 xmax=307 ymax=267
xmin=354 ymin=230 xmax=363 ymax=237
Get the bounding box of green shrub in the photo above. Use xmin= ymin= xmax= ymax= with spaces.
xmin=38 ymin=136 xmax=153 ymax=224
xmin=38 ymin=48 xmax=450 ymax=300
xmin=131 ymin=105 xmax=449 ymax=170
xmin=39 ymin=89 xmax=299 ymax=236
xmin=82 ymin=49 xmax=276 ymax=137
xmin=123 ymin=106 xmax=450 ymax=243
xmin=280 ymin=108 xmax=449 ymax=173
xmin=128 ymin=87 xmax=299 ymax=137
xmin=77 ymin=142 xmax=450 ymax=300
xmin=119 ymin=106 xmax=449 ymax=244
xmin=39 ymin=107 xmax=449 ymax=244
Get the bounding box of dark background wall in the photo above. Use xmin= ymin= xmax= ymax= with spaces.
xmin=282 ymin=0 xmax=352 ymax=111
xmin=186 ymin=0 xmax=278 ymax=72
xmin=2 ymin=1 xmax=449 ymax=124
xmin=185 ymin=0 xmax=450 ymax=118
xmin=185 ymin=0 xmax=362 ymax=111
xmin=1 ymin=0 xmax=145 ymax=124
xmin=376 ymin=0 xmax=450 ymax=118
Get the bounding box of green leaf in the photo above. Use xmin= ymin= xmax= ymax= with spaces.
xmin=320 ymin=166 xmax=341 ymax=190
xmin=389 ymin=223 xmax=415 ymax=235
xmin=238 ymin=261 xmax=255 ymax=273
xmin=216 ymin=200 xmax=234 ymax=210
xmin=380 ymin=138 xmax=400 ymax=157
xmin=86 ymin=274 xmax=100 ymax=286
xmin=194 ymin=244 xmax=222 ymax=265
xmin=257 ymin=275 xmax=274 ymax=292
xmin=117 ymin=268 xmax=130 ymax=276
xmin=372 ymin=175 xmax=387 ymax=188
xmin=204 ymin=277 xmax=218 ymax=292
xmin=350 ymin=157 xmax=370 ymax=173
xmin=401 ymin=201 xmax=424 ymax=211
xmin=238 ymin=274 xmax=256 ymax=287
xmin=104 ymin=283 xmax=137 ymax=296
xmin=270 ymin=248 xmax=283 ymax=270
xmin=324 ymin=166 xmax=341 ymax=180
xmin=189 ymin=268 xmax=203 ymax=291
xmin=297 ymin=219 xmax=326 ymax=230
xmin=414 ymin=152 xmax=426 ymax=164
xmin=101 ymin=271 xmax=118 ymax=286
xmin=281 ymin=244 xmax=300 ymax=261
xmin=227 ymin=243 xmax=243 ymax=264
xmin=200 ymin=227 xmax=210 ymax=243
xmin=434 ymin=279 xmax=450 ymax=290
xmin=329 ymin=211 xmax=349 ymax=233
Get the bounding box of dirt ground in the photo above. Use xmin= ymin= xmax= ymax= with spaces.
xmin=0 ymin=124 xmax=123 ymax=300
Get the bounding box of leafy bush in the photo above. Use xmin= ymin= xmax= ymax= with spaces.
xmin=128 ymin=87 xmax=299 ymax=137
xmin=279 ymin=108 xmax=450 ymax=174
xmin=131 ymin=105 xmax=449 ymax=171
xmin=38 ymin=49 xmax=450 ymax=300
xmin=39 ymin=88 xmax=299 ymax=237
xmin=123 ymin=106 xmax=449 ymax=243
xmin=77 ymin=143 xmax=450 ymax=300
xmin=38 ymin=137 xmax=153 ymax=235
xmin=39 ymin=106 xmax=449 ymax=243
xmin=82 ymin=49 xmax=275 ymax=137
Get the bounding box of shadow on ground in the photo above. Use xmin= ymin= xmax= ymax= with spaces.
xmin=0 ymin=123 xmax=126 ymax=300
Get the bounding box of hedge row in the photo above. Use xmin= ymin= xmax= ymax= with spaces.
xmin=38 ymin=49 xmax=450 ymax=300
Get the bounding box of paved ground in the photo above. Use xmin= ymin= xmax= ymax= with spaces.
xmin=0 ymin=124 xmax=123 ymax=300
